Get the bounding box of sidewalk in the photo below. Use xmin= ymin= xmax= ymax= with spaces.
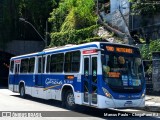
xmin=145 ymin=94 xmax=160 ymax=112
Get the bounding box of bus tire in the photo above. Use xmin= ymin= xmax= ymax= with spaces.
xmin=61 ymin=91 xmax=66 ymax=108
xmin=20 ymin=85 xmax=25 ymax=98
xmin=65 ymin=90 xmax=76 ymax=110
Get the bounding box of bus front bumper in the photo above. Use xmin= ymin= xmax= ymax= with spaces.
xmin=98 ymin=95 xmax=145 ymax=109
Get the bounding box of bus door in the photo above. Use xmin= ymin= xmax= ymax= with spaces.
xmin=83 ymin=55 xmax=98 ymax=106
xmin=14 ymin=62 xmax=20 ymax=92
xmin=35 ymin=56 xmax=45 ymax=87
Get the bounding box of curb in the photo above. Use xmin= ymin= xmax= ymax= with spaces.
xmin=145 ymin=106 xmax=160 ymax=112
xmin=145 ymin=102 xmax=160 ymax=112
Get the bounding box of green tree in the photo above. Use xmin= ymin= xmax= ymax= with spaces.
xmin=49 ymin=0 xmax=97 ymax=32
xmin=140 ymin=40 xmax=160 ymax=74
xmin=140 ymin=39 xmax=160 ymax=60
xmin=129 ymin=0 xmax=160 ymax=15
xmin=0 ymin=0 xmax=56 ymax=49
xmin=18 ymin=0 xmax=56 ymax=39
xmin=49 ymin=0 xmax=98 ymax=46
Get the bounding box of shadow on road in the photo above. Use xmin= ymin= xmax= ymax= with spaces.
xmin=10 ymin=94 xmax=160 ymax=119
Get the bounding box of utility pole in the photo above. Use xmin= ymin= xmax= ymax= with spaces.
xmin=45 ymin=20 xmax=48 ymax=47
xmin=19 ymin=18 xmax=47 ymax=48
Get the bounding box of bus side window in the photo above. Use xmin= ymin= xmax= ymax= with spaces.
xmin=43 ymin=56 xmax=45 ymax=73
xmin=92 ymin=57 xmax=97 ymax=83
xmin=50 ymin=53 xmax=64 ymax=73
xmin=64 ymin=51 xmax=80 ymax=73
xmin=10 ymin=61 xmax=14 ymax=73
xmin=56 ymin=53 xmax=64 ymax=72
xmin=15 ymin=64 xmax=19 ymax=74
xmin=46 ymin=55 xmax=50 ymax=73
xmin=28 ymin=58 xmax=35 ymax=73
xmin=37 ymin=56 xmax=45 ymax=73
xmin=72 ymin=51 xmax=80 ymax=72
xmin=50 ymin=54 xmax=56 ymax=72
xmin=20 ymin=59 xmax=29 ymax=73
xmin=64 ymin=52 xmax=71 ymax=72
xmin=38 ymin=57 xmax=42 ymax=73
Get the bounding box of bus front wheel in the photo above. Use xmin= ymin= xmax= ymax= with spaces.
xmin=65 ymin=90 xmax=76 ymax=110
xmin=20 ymin=85 xmax=25 ymax=98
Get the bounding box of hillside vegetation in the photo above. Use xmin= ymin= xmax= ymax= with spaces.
xmin=48 ymin=0 xmax=99 ymax=46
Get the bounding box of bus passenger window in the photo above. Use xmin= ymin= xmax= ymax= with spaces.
xmin=50 ymin=53 xmax=64 ymax=73
xmin=43 ymin=56 xmax=45 ymax=73
xmin=92 ymin=57 xmax=97 ymax=83
xmin=84 ymin=58 xmax=89 ymax=79
xmin=72 ymin=51 xmax=80 ymax=72
xmin=56 ymin=54 xmax=64 ymax=72
xmin=10 ymin=61 xmax=14 ymax=73
xmin=20 ymin=59 xmax=29 ymax=73
xmin=38 ymin=57 xmax=42 ymax=73
xmin=64 ymin=53 xmax=71 ymax=72
xmin=64 ymin=51 xmax=80 ymax=73
xmin=46 ymin=55 xmax=50 ymax=73
xmin=28 ymin=58 xmax=35 ymax=73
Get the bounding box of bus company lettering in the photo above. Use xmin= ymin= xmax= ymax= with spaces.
xmin=45 ymin=78 xmax=62 ymax=85
xmin=131 ymin=94 xmax=141 ymax=98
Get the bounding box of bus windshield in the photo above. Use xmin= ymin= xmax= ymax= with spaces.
xmin=101 ymin=45 xmax=144 ymax=93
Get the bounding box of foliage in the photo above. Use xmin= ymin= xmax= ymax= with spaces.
xmin=49 ymin=0 xmax=98 ymax=46
xmin=140 ymin=39 xmax=160 ymax=60
xmin=129 ymin=0 xmax=160 ymax=15
xmin=146 ymin=65 xmax=152 ymax=75
xmin=49 ymin=25 xmax=99 ymax=46
xmin=140 ymin=44 xmax=149 ymax=60
xmin=17 ymin=0 xmax=56 ymax=39
xmin=0 ymin=0 xmax=56 ymax=48
xmin=0 ymin=1 xmax=16 ymax=48
xmin=49 ymin=0 xmax=97 ymax=32
xmin=140 ymin=40 xmax=160 ymax=75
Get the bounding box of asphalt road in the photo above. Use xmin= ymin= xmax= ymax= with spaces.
xmin=0 ymin=87 xmax=159 ymax=120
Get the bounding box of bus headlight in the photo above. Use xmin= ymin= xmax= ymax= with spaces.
xmin=102 ymin=87 xmax=112 ymax=99
xmin=141 ymin=89 xmax=146 ymax=99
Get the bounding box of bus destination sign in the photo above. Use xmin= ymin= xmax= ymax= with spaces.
xmin=106 ymin=46 xmax=133 ymax=54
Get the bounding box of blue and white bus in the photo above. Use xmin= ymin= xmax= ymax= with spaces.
xmin=8 ymin=42 xmax=145 ymax=109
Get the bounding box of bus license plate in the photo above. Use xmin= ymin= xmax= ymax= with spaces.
xmin=124 ymin=101 xmax=133 ymax=107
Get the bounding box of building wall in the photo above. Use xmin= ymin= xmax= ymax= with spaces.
xmin=131 ymin=14 xmax=160 ymax=40
xmin=104 ymin=10 xmax=130 ymax=34
xmin=110 ymin=0 xmax=119 ymax=13
xmin=109 ymin=0 xmax=160 ymax=40
xmin=110 ymin=0 xmax=130 ymax=14
xmin=102 ymin=0 xmax=130 ymax=34
xmin=152 ymin=52 xmax=160 ymax=92
xmin=4 ymin=40 xmax=44 ymax=55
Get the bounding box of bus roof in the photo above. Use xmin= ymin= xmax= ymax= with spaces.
xmin=11 ymin=42 xmax=138 ymax=60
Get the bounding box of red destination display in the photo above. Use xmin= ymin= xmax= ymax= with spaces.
xmin=82 ymin=49 xmax=97 ymax=54
xmin=14 ymin=60 xmax=21 ymax=63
